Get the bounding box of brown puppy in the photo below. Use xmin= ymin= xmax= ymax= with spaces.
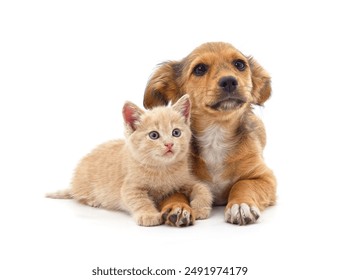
xmin=144 ymin=42 xmax=276 ymax=225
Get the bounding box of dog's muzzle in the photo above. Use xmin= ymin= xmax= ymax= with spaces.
xmin=209 ymin=76 xmax=245 ymax=111
xmin=218 ymin=76 xmax=238 ymax=93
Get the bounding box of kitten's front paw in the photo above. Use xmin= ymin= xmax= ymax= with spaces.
xmin=134 ymin=213 xmax=163 ymax=227
xmin=193 ymin=207 xmax=211 ymax=220
xmin=161 ymin=203 xmax=194 ymax=227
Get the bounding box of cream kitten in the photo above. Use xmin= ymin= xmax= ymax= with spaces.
xmin=47 ymin=95 xmax=212 ymax=227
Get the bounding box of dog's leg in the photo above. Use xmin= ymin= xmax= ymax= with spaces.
xmin=225 ymin=173 xmax=276 ymax=225
xmin=159 ymin=192 xmax=195 ymax=227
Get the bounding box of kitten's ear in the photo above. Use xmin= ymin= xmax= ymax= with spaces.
xmin=122 ymin=102 xmax=144 ymax=134
xmin=172 ymin=94 xmax=191 ymax=124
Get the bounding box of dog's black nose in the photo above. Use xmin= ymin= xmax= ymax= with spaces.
xmin=218 ymin=76 xmax=238 ymax=93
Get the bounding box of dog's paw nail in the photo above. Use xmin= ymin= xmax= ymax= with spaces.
xmin=225 ymin=203 xmax=261 ymax=225
xmin=244 ymin=217 xmax=252 ymax=224
xmin=162 ymin=204 xmax=193 ymax=227
xmin=180 ymin=218 xmax=188 ymax=226
xmin=161 ymin=208 xmax=171 ymax=221
xmin=169 ymin=214 xmax=178 ymax=224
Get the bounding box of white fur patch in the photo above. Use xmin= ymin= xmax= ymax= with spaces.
xmin=196 ymin=125 xmax=232 ymax=199
xmin=198 ymin=125 xmax=227 ymax=168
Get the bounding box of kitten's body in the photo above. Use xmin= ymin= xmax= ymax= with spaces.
xmin=47 ymin=95 xmax=212 ymax=226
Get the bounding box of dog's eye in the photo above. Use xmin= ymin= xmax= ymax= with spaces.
xmin=193 ymin=63 xmax=208 ymax=76
xmin=234 ymin=59 xmax=246 ymax=71
xmin=149 ymin=131 xmax=160 ymax=140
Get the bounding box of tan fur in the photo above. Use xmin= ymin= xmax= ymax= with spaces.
xmin=46 ymin=95 xmax=212 ymax=227
xmin=144 ymin=42 xmax=276 ymax=225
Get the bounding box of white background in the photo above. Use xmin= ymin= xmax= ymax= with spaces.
xmin=1 ymin=1 xmax=339 ymax=279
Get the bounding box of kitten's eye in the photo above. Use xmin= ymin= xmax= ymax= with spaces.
xmin=234 ymin=59 xmax=246 ymax=71
xmin=172 ymin=128 xmax=181 ymax=137
xmin=149 ymin=131 xmax=160 ymax=140
xmin=193 ymin=63 xmax=208 ymax=76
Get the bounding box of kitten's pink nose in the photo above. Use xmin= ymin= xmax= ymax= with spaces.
xmin=165 ymin=143 xmax=174 ymax=149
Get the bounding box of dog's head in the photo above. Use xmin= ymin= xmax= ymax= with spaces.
xmin=144 ymin=42 xmax=271 ymax=120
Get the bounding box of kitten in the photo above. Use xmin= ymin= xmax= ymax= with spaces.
xmin=46 ymin=95 xmax=212 ymax=227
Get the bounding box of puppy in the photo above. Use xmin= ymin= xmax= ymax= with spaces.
xmin=144 ymin=42 xmax=276 ymax=225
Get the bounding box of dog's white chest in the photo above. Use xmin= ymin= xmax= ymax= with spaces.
xmin=197 ymin=125 xmax=231 ymax=199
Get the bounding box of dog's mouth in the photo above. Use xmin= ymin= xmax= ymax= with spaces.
xmin=209 ymin=97 xmax=246 ymax=111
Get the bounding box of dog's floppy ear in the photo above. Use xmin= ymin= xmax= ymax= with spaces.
xmin=143 ymin=61 xmax=182 ymax=109
xmin=248 ymin=57 xmax=272 ymax=105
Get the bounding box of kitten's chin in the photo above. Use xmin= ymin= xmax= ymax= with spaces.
xmin=153 ymin=152 xmax=182 ymax=165
xmin=159 ymin=155 xmax=176 ymax=163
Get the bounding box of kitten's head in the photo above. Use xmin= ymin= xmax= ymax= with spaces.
xmin=122 ymin=95 xmax=191 ymax=166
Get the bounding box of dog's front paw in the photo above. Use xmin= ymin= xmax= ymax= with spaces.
xmin=161 ymin=203 xmax=194 ymax=227
xmin=225 ymin=203 xmax=260 ymax=225
xmin=134 ymin=212 xmax=163 ymax=227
